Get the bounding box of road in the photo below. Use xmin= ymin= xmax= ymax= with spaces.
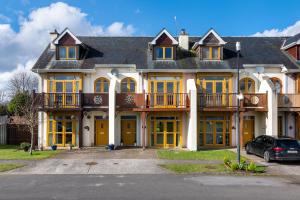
xmin=1 ymin=174 xmax=300 ymax=200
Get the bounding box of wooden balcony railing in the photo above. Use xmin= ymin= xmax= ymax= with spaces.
xmin=40 ymin=93 xmax=81 ymax=109
xmin=198 ymin=93 xmax=238 ymax=108
xmin=116 ymin=93 xmax=146 ymax=109
xmin=83 ymin=93 xmax=109 ymax=107
xmin=278 ymin=94 xmax=300 ymax=108
xmin=146 ymin=93 xmax=190 ymax=108
xmin=242 ymin=93 xmax=268 ymax=110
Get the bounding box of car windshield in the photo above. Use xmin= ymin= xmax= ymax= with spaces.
xmin=276 ymin=140 xmax=299 ymax=148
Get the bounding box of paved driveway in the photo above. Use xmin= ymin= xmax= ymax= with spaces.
xmin=5 ymin=148 xmax=171 ymax=174
xmin=232 ymin=149 xmax=300 ymax=176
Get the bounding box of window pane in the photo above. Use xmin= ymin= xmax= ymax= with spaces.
xmin=56 ymin=82 xmax=63 ymax=93
xmin=202 ymin=47 xmax=210 ymax=59
xmin=156 ymin=47 xmax=163 ymax=59
xmin=59 ymin=47 xmax=67 ymax=59
xmin=129 ymin=80 xmax=135 ymax=92
xmin=240 ymin=79 xmax=246 ymax=93
xmin=68 ymin=47 xmax=76 ymax=59
xmin=165 ymin=47 xmax=172 ymax=59
xmin=66 ymin=122 xmax=73 ymax=133
xmin=212 ymin=47 xmax=219 ymax=59
xmin=103 ymin=80 xmax=109 ymax=92
xmin=95 ymin=80 xmax=101 ymax=92
xmin=65 ymin=82 xmax=73 ymax=93
xmin=121 ymin=82 xmax=128 ymax=92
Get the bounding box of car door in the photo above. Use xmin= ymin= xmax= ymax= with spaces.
xmin=252 ymin=136 xmax=265 ymax=156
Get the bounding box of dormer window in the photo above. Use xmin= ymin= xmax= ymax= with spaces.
xmin=192 ymin=28 xmax=225 ymax=61
xmin=150 ymin=29 xmax=178 ymax=61
xmin=155 ymin=47 xmax=173 ymax=60
xmin=202 ymin=46 xmax=220 ymax=60
xmin=59 ymin=46 xmax=76 ymax=60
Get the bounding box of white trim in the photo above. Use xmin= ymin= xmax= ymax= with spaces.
xmin=53 ymin=28 xmax=82 ymax=45
xmin=192 ymin=29 xmax=226 ymax=49
xmin=150 ymin=28 xmax=178 ymax=45
xmin=198 ymin=29 xmax=226 ymax=45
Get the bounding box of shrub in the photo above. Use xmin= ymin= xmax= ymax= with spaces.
xmin=247 ymin=162 xmax=257 ymax=172
xmin=230 ymin=162 xmax=239 ymax=171
xmin=223 ymin=157 xmax=231 ymax=165
xmin=20 ymin=142 xmax=31 ymax=152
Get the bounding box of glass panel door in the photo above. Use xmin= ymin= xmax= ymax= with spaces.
xmin=215 ymin=121 xmax=224 ymax=145
xmin=55 ymin=82 xmax=63 ymax=106
xmin=166 ymin=82 xmax=174 ymax=106
xmin=65 ymin=82 xmax=73 ymax=106
xmin=205 ymin=82 xmax=213 ymax=106
xmin=215 ymin=81 xmax=223 ymax=106
xmin=156 ymin=82 xmax=164 ymax=106
xmin=166 ymin=121 xmax=175 ymax=147
xmin=205 ymin=121 xmax=213 ymax=145
xmin=155 ymin=121 xmax=164 ymax=146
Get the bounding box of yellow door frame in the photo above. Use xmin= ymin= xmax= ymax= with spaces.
xmin=121 ymin=119 xmax=136 ymax=145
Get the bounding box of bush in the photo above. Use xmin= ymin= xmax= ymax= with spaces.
xmin=20 ymin=142 xmax=31 ymax=152
xmin=230 ymin=162 xmax=239 ymax=171
xmin=247 ymin=162 xmax=257 ymax=172
xmin=223 ymin=157 xmax=231 ymax=165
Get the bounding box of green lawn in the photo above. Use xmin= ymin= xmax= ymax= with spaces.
xmin=0 ymin=145 xmax=62 ymax=160
xmin=160 ymin=163 xmax=229 ymax=174
xmin=157 ymin=150 xmax=243 ymax=161
xmin=0 ymin=163 xmax=24 ymax=172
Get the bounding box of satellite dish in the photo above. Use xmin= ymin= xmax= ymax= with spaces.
xmin=111 ymin=69 xmax=119 ymax=77
xmin=255 ymin=67 xmax=264 ymax=74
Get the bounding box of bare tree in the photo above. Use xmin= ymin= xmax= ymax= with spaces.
xmin=0 ymin=90 xmax=6 ymax=104
xmin=17 ymin=92 xmax=40 ymax=155
xmin=7 ymin=71 xmax=38 ymax=97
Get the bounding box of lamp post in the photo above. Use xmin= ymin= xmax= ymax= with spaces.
xmin=236 ymin=41 xmax=241 ymax=164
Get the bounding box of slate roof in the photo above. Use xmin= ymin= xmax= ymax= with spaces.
xmin=282 ymin=33 xmax=300 ymax=49
xmin=32 ymin=36 xmax=300 ymax=71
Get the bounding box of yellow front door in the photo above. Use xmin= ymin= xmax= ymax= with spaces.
xmin=121 ymin=119 xmax=136 ymax=145
xmin=278 ymin=116 xmax=283 ymax=137
xmin=95 ymin=120 xmax=108 ymax=146
xmin=243 ymin=119 xmax=254 ymax=146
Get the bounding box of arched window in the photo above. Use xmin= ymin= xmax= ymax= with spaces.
xmin=94 ymin=77 xmax=110 ymax=93
xmin=239 ymin=78 xmax=255 ymax=93
xmin=270 ymin=77 xmax=282 ymax=93
xmin=121 ymin=78 xmax=136 ymax=93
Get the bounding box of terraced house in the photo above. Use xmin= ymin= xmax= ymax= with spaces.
xmin=32 ymin=27 xmax=300 ymax=150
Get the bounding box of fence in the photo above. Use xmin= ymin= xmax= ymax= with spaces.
xmin=6 ymin=124 xmax=38 ymax=146
xmin=0 ymin=116 xmax=7 ymax=145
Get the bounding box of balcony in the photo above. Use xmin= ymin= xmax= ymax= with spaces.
xmin=198 ymin=93 xmax=268 ymax=112
xmin=116 ymin=93 xmax=146 ymax=110
xmin=198 ymin=93 xmax=237 ymax=111
xmin=242 ymin=93 xmax=268 ymax=111
xmin=278 ymin=94 xmax=300 ymax=111
xmin=83 ymin=93 xmax=109 ymax=110
xmin=39 ymin=93 xmax=81 ymax=110
xmin=146 ymin=93 xmax=190 ymax=110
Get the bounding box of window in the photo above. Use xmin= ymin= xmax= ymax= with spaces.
xmin=94 ymin=77 xmax=110 ymax=93
xmin=121 ymin=78 xmax=136 ymax=93
xmin=59 ymin=46 xmax=76 ymax=59
xmin=270 ymin=77 xmax=282 ymax=93
xmin=47 ymin=114 xmax=78 ymax=147
xmin=240 ymin=78 xmax=255 ymax=93
xmin=155 ymin=47 xmax=173 ymax=60
xmin=202 ymin=46 xmax=220 ymax=60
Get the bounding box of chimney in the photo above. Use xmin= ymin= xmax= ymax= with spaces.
xmin=49 ymin=29 xmax=58 ymax=50
xmin=178 ymin=29 xmax=189 ymax=51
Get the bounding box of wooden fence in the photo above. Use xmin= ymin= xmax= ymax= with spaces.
xmin=6 ymin=124 xmax=38 ymax=146
xmin=0 ymin=116 xmax=7 ymax=145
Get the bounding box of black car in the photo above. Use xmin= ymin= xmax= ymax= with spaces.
xmin=245 ymin=135 xmax=300 ymax=162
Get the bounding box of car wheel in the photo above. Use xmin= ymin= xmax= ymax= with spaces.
xmin=245 ymin=144 xmax=251 ymax=154
xmin=264 ymin=151 xmax=271 ymax=162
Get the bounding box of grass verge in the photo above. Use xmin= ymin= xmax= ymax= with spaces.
xmin=0 ymin=145 xmax=62 ymax=160
xmin=157 ymin=150 xmax=244 ymax=161
xmin=0 ymin=163 xmax=24 ymax=172
xmin=160 ymin=163 xmax=228 ymax=174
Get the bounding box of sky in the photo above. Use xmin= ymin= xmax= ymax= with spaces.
xmin=1 ymin=0 xmax=300 ymax=90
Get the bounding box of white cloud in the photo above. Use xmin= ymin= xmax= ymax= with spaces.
xmin=0 ymin=2 xmax=136 ymax=90
xmin=253 ymin=20 xmax=300 ymax=37
xmin=0 ymin=14 xmax=11 ymax=23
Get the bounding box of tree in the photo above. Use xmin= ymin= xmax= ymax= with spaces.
xmin=17 ymin=92 xmax=40 ymax=155
xmin=7 ymin=92 xmax=30 ymax=115
xmin=7 ymin=71 xmax=38 ymax=97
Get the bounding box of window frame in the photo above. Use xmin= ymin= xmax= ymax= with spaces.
xmin=201 ymin=46 xmax=220 ymax=60
xmin=239 ymin=77 xmax=255 ymax=93
xmin=59 ymin=46 xmax=77 ymax=60
xmin=94 ymin=77 xmax=110 ymax=93
xmin=120 ymin=77 xmax=136 ymax=93
xmin=155 ymin=46 xmax=173 ymax=60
